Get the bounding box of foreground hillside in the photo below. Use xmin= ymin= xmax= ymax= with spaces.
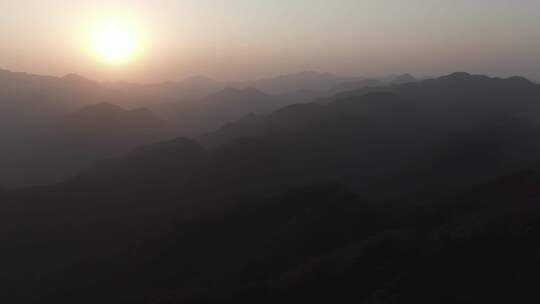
xmin=4 ymin=168 xmax=540 ymax=303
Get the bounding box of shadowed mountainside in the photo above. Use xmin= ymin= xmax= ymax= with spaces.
xmin=0 ymin=102 xmax=171 ymax=187
xmin=3 ymin=73 xmax=540 ymax=303
xmin=153 ymin=87 xmax=320 ymax=136
xmin=202 ymin=72 xmax=540 ymax=147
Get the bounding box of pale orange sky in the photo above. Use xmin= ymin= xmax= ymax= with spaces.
xmin=1 ymin=0 xmax=540 ymax=82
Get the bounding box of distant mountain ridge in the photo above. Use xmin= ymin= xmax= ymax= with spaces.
xmin=6 ymin=69 xmax=531 ymax=190
xmin=0 ymin=102 xmax=170 ymax=187
xmin=391 ymin=73 xmax=417 ymax=84
xmin=249 ymin=71 xmax=358 ymax=94
xmin=199 ymin=73 xmax=540 ymax=194
xmin=153 ymin=87 xmax=319 ymax=136
xmin=60 ymin=73 xmax=540 ymax=200
xmin=1 ymin=68 xmax=390 ymax=187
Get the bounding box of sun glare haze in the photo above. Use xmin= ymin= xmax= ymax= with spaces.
xmin=91 ymin=22 xmax=139 ymax=63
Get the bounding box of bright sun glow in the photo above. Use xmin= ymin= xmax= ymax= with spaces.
xmin=91 ymin=23 xmax=138 ymax=63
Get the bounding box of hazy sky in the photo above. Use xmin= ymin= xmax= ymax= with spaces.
xmin=1 ymin=0 xmax=539 ymax=82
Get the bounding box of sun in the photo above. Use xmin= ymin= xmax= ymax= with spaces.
xmin=91 ymin=22 xmax=138 ymax=63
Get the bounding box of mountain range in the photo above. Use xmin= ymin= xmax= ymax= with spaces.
xmin=3 ymin=72 xmax=540 ymax=303
xmin=0 ymin=69 xmax=413 ymax=187
xmin=0 ymin=102 xmax=170 ymax=187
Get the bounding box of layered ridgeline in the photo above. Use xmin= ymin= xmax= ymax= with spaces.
xmin=0 ymin=69 xmax=219 ymax=187
xmin=200 ymin=73 xmax=540 ymax=195
xmin=0 ymin=69 xmax=394 ymax=187
xmin=0 ymin=68 xmax=409 ymax=135
xmin=145 ymin=71 xmax=414 ymax=136
xmin=0 ymin=102 xmax=171 ymax=187
xmin=3 ymin=73 xmax=540 ymax=303
xmin=152 ymin=87 xmax=321 ymax=136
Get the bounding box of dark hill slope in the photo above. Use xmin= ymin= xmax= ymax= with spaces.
xmin=170 ymin=169 xmax=540 ymax=304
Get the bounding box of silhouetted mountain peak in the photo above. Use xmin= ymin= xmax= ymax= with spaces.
xmin=64 ymin=102 xmax=166 ymax=132
xmin=208 ymin=87 xmax=271 ymax=101
xmin=443 ymin=72 xmax=476 ymax=81
xmin=507 ymin=76 xmax=533 ymax=85
xmin=331 ymin=78 xmax=383 ymax=93
xmin=392 ymin=73 xmax=417 ymax=84
xmin=295 ymin=71 xmax=337 ymax=78
xmin=62 ymin=73 xmax=90 ymax=83
xmin=434 ymin=72 xmax=538 ymax=91
xmin=0 ymin=68 xmax=20 ymax=77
